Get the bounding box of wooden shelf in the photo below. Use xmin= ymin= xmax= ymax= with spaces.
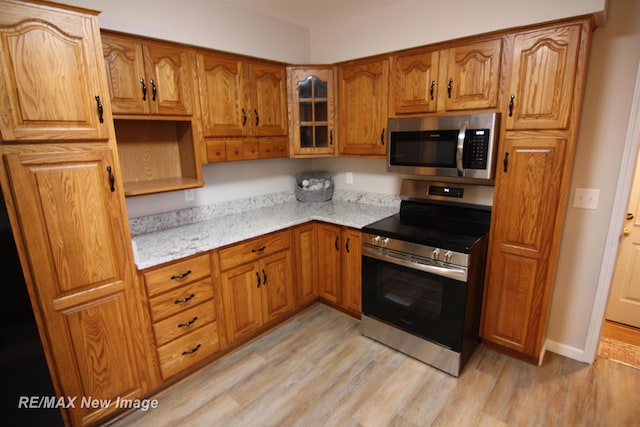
xmin=114 ymin=119 xmax=203 ymax=196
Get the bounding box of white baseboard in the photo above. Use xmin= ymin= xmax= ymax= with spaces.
xmin=545 ymin=339 xmax=588 ymax=363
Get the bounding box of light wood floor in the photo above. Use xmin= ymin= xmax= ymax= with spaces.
xmin=110 ymin=304 xmax=640 ymax=427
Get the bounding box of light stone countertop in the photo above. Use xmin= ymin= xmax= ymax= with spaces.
xmin=132 ymin=199 xmax=399 ymax=270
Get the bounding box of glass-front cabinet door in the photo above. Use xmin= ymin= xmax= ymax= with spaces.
xmin=287 ymin=67 xmax=336 ymax=157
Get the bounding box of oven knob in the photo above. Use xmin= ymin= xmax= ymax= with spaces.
xmin=373 ymin=235 xmax=381 ymax=245
xmin=382 ymin=237 xmax=390 ymax=247
xmin=444 ymin=250 xmax=453 ymax=262
xmin=431 ymin=248 xmax=441 ymax=260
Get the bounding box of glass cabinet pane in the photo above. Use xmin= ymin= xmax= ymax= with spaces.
xmin=314 ymin=79 xmax=327 ymax=98
xmin=315 ymin=126 xmax=328 ymax=147
xmin=315 ymin=102 xmax=328 ymax=122
xmin=300 ymin=126 xmax=313 ymax=148
xmin=299 ymin=102 xmax=313 ymax=122
xmin=298 ymin=77 xmax=312 ymax=99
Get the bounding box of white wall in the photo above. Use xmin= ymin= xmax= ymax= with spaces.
xmin=310 ymin=0 xmax=607 ymax=63
xmin=60 ymin=0 xmax=311 ymax=63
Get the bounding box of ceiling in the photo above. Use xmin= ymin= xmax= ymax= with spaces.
xmin=223 ymin=0 xmax=408 ymax=28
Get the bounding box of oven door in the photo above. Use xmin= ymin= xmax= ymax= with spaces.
xmin=362 ymin=249 xmax=467 ymax=352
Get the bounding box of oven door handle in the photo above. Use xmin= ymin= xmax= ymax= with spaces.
xmin=363 ymin=246 xmax=468 ymax=282
xmin=456 ymin=121 xmax=468 ymax=177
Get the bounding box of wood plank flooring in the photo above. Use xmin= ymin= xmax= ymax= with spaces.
xmin=109 ymin=305 xmax=640 ymax=427
xmin=599 ymin=320 xmax=640 ymax=369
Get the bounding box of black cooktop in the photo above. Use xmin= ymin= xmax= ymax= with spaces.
xmin=362 ymin=200 xmax=491 ymax=253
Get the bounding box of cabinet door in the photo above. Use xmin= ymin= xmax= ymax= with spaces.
xmin=102 ymin=33 xmax=149 ymax=115
xmin=196 ymin=51 xmax=247 ymax=137
xmin=338 ymin=58 xmax=389 ymax=156
xmin=260 ymin=250 xmax=295 ymax=323
xmin=289 ymin=67 xmax=336 ymax=156
xmin=506 ymin=25 xmax=581 ymax=130
xmin=249 ymin=61 xmax=288 ymax=137
xmin=481 ymin=137 xmax=567 ymax=357
xmin=317 ymin=223 xmax=341 ymax=304
xmin=4 ymin=149 xmax=146 ymax=426
xmin=0 ymin=3 xmax=110 ymax=141
xmin=341 ymin=228 xmax=362 ymax=314
xmin=441 ymin=38 xmax=502 ymax=111
xmin=143 ymin=41 xmax=194 ymax=116
xmin=220 ymin=262 xmax=263 ymax=343
xmin=391 ymin=49 xmax=440 ymax=115
xmin=293 ymin=223 xmax=318 ymax=307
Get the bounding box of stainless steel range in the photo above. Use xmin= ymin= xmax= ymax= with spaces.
xmin=361 ymin=179 xmax=492 ymax=376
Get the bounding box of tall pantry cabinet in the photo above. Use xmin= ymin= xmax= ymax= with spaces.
xmin=0 ymin=1 xmax=151 ymax=425
xmin=480 ymin=19 xmax=595 ymax=363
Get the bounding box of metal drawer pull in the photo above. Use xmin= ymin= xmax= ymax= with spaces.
xmin=178 ymin=317 xmax=198 ymax=328
xmin=174 ymin=293 xmax=195 ymax=304
xmin=252 ymin=245 xmax=266 ymax=253
xmin=171 ymin=270 xmax=192 ymax=280
xmin=182 ymin=344 xmax=201 ymax=355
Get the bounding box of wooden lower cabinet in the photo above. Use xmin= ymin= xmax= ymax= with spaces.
xmin=219 ymin=231 xmax=295 ymax=344
xmin=142 ymin=252 xmax=223 ymax=382
xmin=293 ymin=223 xmax=318 ymax=307
xmin=317 ymin=223 xmax=362 ymax=315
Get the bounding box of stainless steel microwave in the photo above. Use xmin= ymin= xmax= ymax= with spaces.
xmin=387 ymin=112 xmax=500 ymax=182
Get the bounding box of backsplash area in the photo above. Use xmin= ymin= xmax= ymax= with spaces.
xmin=129 ymin=189 xmax=400 ymax=236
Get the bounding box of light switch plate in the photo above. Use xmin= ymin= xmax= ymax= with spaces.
xmin=573 ymin=188 xmax=600 ymax=210
xmin=346 ymin=172 xmax=354 ymax=185
xmin=184 ymin=189 xmax=195 ymax=202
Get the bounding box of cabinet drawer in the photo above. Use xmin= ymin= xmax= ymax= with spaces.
xmin=157 ymin=321 xmax=219 ymax=380
xmin=219 ymin=231 xmax=291 ymax=271
xmin=152 ymin=299 xmax=217 ymax=347
xmin=148 ymin=278 xmax=214 ymax=321
xmin=144 ymin=253 xmax=211 ymax=297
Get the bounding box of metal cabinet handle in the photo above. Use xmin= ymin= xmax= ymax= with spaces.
xmin=256 ymin=271 xmax=261 ymax=288
xmin=255 ymin=109 xmax=260 ymax=126
xmin=346 ymin=237 xmax=351 ymax=253
xmin=447 ymin=78 xmax=453 ymax=98
xmin=429 ymin=80 xmax=435 ymax=100
xmin=509 ymin=94 xmax=515 ymax=117
xmin=95 ymin=95 xmax=104 ymax=123
xmin=140 ymin=78 xmax=147 ymax=100
xmin=503 ymin=152 xmax=510 ymax=173
xmin=178 ymin=317 xmax=198 ymax=328
xmin=182 ymin=344 xmax=201 ymax=355
xmin=150 ymin=79 xmax=157 ymax=101
xmin=174 ymin=293 xmax=195 ymax=304
xmin=242 ymin=108 xmax=247 ymax=126
xmin=330 ymin=130 xmax=333 ymax=145
xmin=251 ymin=245 xmax=266 ymax=253
xmin=262 ymin=269 xmax=267 ymax=285
xmin=335 ymin=236 xmax=340 ymax=251
xmin=381 ymin=128 xmax=385 ymax=145
xmin=106 ymin=166 xmax=115 ymax=192
xmin=171 ymin=270 xmax=192 ymax=280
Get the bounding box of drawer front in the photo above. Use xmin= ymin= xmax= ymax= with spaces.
xmin=219 ymin=231 xmax=291 ymax=271
xmin=153 ymin=299 xmax=217 ymax=347
xmin=144 ymin=253 xmax=212 ymax=297
xmin=157 ymin=321 xmax=219 ymax=380
xmin=149 ymin=278 xmax=215 ymax=321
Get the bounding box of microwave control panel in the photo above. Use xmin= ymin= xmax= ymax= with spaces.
xmin=464 ymin=130 xmax=490 ymax=169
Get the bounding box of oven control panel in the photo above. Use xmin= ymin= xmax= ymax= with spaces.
xmin=362 ymin=233 xmax=469 ymax=269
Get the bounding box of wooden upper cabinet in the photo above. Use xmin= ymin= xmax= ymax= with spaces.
xmin=196 ymin=51 xmax=246 ymax=137
xmin=0 ymin=1 xmax=110 ymax=142
xmin=338 ymin=57 xmax=389 ymax=156
xmin=441 ymin=39 xmax=502 ymax=111
xmin=505 ymin=24 xmax=581 ymax=130
xmin=4 ymin=149 xmax=147 ymax=426
xmin=195 ymin=51 xmax=287 ymax=138
xmin=390 ymin=38 xmax=502 ymax=115
xmin=249 ymin=60 xmax=288 ymax=137
xmin=288 ymin=67 xmax=336 ymax=157
xmin=102 ymin=31 xmax=194 ymax=116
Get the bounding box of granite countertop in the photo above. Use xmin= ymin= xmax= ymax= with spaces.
xmin=132 ymin=199 xmax=399 ymax=270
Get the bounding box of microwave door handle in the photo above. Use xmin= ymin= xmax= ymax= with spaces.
xmin=456 ymin=121 xmax=468 ymax=177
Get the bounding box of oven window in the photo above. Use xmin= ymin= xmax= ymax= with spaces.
xmin=378 ymin=267 xmax=443 ymax=321
xmin=362 ymin=255 xmax=467 ymax=351
xmin=389 ymin=130 xmax=459 ymax=167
